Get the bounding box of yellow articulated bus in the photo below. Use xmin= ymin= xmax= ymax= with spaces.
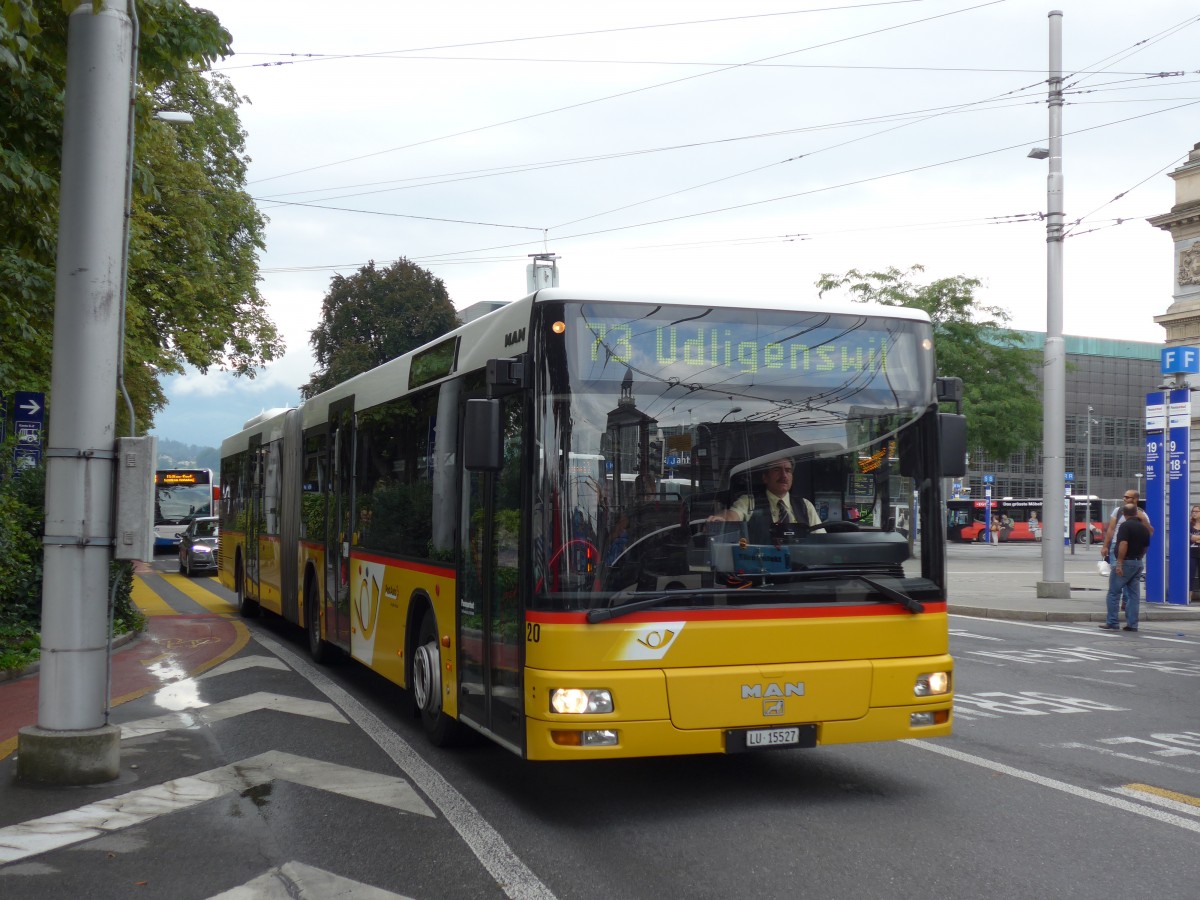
xmin=219 ymin=289 xmax=966 ymax=760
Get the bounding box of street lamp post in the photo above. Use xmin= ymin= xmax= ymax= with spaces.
xmin=1035 ymin=10 xmax=1069 ymax=598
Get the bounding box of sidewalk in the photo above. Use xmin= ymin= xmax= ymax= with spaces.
xmin=944 ymin=541 xmax=1200 ymax=623
xmin=0 ymin=610 xmax=245 ymax=759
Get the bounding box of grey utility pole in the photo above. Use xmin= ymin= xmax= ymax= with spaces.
xmin=17 ymin=1 xmax=134 ymax=784
xmin=1037 ymin=10 xmax=1069 ymax=598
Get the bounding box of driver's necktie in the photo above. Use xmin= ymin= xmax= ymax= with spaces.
xmin=777 ymin=499 xmax=790 ymax=524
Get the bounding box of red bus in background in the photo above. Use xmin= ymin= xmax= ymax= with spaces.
xmin=946 ymin=497 xmax=1104 ymax=544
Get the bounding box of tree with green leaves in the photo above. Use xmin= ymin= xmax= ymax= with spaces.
xmin=1 ymin=0 xmax=283 ymax=435
xmin=816 ymin=265 xmax=1041 ymax=461
xmin=302 ymin=258 xmax=460 ymax=399
xmin=1 ymin=0 xmax=278 ymax=655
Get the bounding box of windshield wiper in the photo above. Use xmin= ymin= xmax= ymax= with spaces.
xmin=585 ymin=586 xmax=780 ymax=623
xmin=783 ymin=570 xmax=924 ymax=613
xmin=585 ymin=574 xmax=924 ymax=624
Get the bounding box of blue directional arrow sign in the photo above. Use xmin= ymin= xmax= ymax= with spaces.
xmin=13 ymin=390 xmax=45 ymax=471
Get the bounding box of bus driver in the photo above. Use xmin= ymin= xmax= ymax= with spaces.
xmin=709 ymin=460 xmax=822 ymax=540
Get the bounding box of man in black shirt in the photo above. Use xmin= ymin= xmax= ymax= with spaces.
xmin=1099 ymin=503 xmax=1151 ymax=633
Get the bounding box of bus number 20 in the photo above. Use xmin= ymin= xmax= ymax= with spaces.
xmin=526 ymin=623 xmax=541 ymax=643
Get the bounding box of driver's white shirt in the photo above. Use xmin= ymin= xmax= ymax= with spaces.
xmin=728 ymin=491 xmax=821 ymax=525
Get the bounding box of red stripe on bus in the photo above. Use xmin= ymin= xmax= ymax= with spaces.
xmin=348 ymin=550 xmax=455 ymax=577
xmin=526 ymin=600 xmax=947 ymax=624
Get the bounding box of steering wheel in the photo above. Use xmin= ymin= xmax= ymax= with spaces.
xmin=809 ymin=520 xmax=860 ymax=533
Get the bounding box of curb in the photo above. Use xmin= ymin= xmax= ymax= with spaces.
xmin=951 ymin=605 xmax=1200 ymax=622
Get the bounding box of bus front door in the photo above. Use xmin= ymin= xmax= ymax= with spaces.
xmin=458 ymin=394 xmax=525 ymax=754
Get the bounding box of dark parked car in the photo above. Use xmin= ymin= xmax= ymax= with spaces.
xmin=177 ymin=516 xmax=219 ymax=577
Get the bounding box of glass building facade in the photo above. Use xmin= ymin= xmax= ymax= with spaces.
xmin=957 ymin=332 xmax=1160 ymax=505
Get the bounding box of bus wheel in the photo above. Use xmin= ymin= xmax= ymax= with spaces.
xmin=236 ymin=559 xmax=259 ymax=618
xmin=1074 ymin=530 xmax=1089 ymax=544
xmin=305 ymin=575 xmax=332 ymax=664
xmin=411 ymin=609 xmax=464 ymax=746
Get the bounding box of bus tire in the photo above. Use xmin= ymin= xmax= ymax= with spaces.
xmin=236 ymin=557 xmax=259 ymax=618
xmin=411 ymin=608 xmax=465 ymax=747
xmin=1074 ymin=529 xmax=1089 ymax=544
xmin=305 ymin=573 xmax=333 ymax=664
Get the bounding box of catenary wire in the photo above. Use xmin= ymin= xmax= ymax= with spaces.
xmin=247 ymin=0 xmax=1009 ymax=186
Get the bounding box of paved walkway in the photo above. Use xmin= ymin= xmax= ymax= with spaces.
xmin=943 ymin=541 xmax=1200 ymax=622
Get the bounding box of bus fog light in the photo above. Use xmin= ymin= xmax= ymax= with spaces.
xmin=550 ymin=688 xmax=613 ymax=714
xmin=911 ymin=712 xmax=936 ymax=726
xmin=914 ymin=671 xmax=950 ymax=696
xmin=581 ymin=729 xmax=618 ymax=746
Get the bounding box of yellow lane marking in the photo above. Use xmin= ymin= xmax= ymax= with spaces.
xmin=1124 ymin=783 xmax=1200 ymax=808
xmin=160 ymin=572 xmax=238 ymax=616
xmin=110 ymin=618 xmax=252 ymax=708
xmin=132 ymin=577 xmax=174 ymax=617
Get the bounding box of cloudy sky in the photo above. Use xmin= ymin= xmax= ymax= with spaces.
xmin=152 ymin=0 xmax=1200 ymax=448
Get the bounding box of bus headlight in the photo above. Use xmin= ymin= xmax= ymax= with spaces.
xmin=914 ymin=671 xmax=951 ymax=696
xmin=550 ymin=688 xmax=613 ymax=714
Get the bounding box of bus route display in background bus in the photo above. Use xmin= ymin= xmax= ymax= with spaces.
xmin=154 ymin=468 xmax=215 ymax=548
xmin=946 ymin=496 xmax=1104 ymax=544
xmin=219 ymin=289 xmax=965 ymax=761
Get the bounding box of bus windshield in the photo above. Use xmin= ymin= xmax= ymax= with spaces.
xmin=155 ymin=469 xmax=214 ymax=531
xmin=530 ymin=301 xmax=940 ymax=613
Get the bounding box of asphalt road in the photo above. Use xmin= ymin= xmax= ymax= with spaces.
xmin=2 ymin=554 xmax=1198 ymax=899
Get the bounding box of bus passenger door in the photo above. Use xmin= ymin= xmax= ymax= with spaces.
xmin=245 ymin=435 xmax=263 ymax=598
xmin=458 ymin=393 xmax=525 ymax=753
xmin=324 ymin=400 xmax=354 ymax=650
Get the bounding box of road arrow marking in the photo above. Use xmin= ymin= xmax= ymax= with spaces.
xmin=198 ymin=655 xmax=289 ymax=679
xmin=207 ymin=860 xmax=415 ymax=899
xmin=119 ymin=691 xmax=348 ymax=740
xmin=0 ymin=751 xmax=435 ymax=864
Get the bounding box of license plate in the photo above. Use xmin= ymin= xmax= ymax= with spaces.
xmin=747 ymin=726 xmax=800 ymax=747
xmin=726 ymin=724 xmax=816 ymax=753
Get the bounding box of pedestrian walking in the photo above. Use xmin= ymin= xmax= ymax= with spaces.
xmin=1099 ymin=503 xmax=1151 ymax=633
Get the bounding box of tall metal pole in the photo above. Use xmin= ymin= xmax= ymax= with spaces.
xmin=1085 ymin=405 xmax=1093 ymax=544
xmin=1037 ymin=10 xmax=1070 ymax=597
xmin=17 ymin=1 xmax=133 ymax=784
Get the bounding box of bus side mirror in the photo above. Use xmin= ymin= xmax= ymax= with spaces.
xmin=464 ymin=399 xmax=503 ymax=471
xmin=939 ymin=413 xmax=967 ymax=477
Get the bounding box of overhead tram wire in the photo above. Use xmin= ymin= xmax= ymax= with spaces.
xmin=402 ymin=97 xmax=1200 ymax=265
xmin=246 ymin=198 xmax=543 ymax=232
xmin=227 ymin=52 xmax=1185 ymax=78
xmin=250 ymin=77 xmax=1194 ymax=209
xmin=1061 ymin=11 xmax=1200 ymax=91
xmin=254 ymin=92 xmax=1054 ymax=205
xmin=1064 ymin=151 xmax=1192 ymax=239
xmin=218 ymin=0 xmax=936 ymax=71
xmin=550 ymin=68 xmax=1054 ymax=230
xmin=252 ymin=93 xmax=1198 ymax=277
xmin=545 ymin=26 xmax=1197 ymax=234
xmin=259 ymin=212 xmax=1136 ymax=276
xmin=246 ymin=0 xmax=1009 ymax=186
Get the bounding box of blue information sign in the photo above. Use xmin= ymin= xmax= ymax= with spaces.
xmin=1166 ymin=389 xmax=1190 ymax=604
xmin=1161 ymin=346 xmax=1200 ymax=375
xmin=12 ymin=390 xmax=45 ymax=471
xmin=1144 ymin=392 xmax=1166 ymax=604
